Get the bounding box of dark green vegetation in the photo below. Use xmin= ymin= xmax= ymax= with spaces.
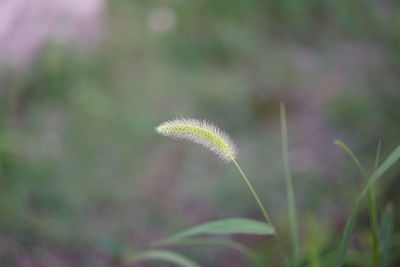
xmin=1 ymin=0 xmax=400 ymax=266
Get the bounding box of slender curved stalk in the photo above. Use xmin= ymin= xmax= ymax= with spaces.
xmin=231 ymin=158 xmax=289 ymax=266
xmin=280 ymin=103 xmax=300 ymax=262
xmin=231 ymin=158 xmax=273 ymax=226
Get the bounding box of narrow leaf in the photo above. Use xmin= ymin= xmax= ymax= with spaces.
xmin=374 ymin=141 xmax=382 ymax=171
xmin=335 ymin=207 xmax=359 ymax=267
xmin=368 ymin=141 xmax=382 ymax=267
xmin=379 ymin=204 xmax=393 ymax=267
xmin=163 ymin=218 xmax=274 ymax=243
xmin=334 ymin=140 xmax=367 ymax=267
xmin=125 ymin=250 xmax=200 ymax=267
xmin=334 ymin=140 xmax=367 ymax=178
xmin=335 ymin=143 xmax=400 ymax=267
xmin=280 ymin=103 xmax=300 ymax=261
xmin=361 ymin=144 xmax=400 ymax=197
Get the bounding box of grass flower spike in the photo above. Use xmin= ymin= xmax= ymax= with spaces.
xmin=156 ymin=116 xmax=287 ymax=264
xmin=156 ymin=118 xmax=237 ymax=162
xmin=155 ymin=117 xmax=273 ymax=227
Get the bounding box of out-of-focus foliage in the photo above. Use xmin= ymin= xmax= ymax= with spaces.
xmin=0 ymin=0 xmax=399 ymax=266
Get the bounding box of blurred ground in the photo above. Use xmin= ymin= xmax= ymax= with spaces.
xmin=0 ymin=0 xmax=399 ymax=266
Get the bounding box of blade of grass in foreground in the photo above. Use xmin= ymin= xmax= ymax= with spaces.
xmin=333 ymin=141 xmax=379 ymax=267
xmin=368 ymin=141 xmax=382 ymax=267
xmin=155 ymin=218 xmax=275 ymax=267
xmin=160 ymin=218 xmax=274 ymax=243
xmin=334 ymin=141 xmax=381 ymax=267
xmin=125 ymin=250 xmax=200 ymax=267
xmin=379 ymin=204 xmax=393 ymax=267
xmin=280 ymin=103 xmax=300 ymax=262
xmin=335 ymin=203 xmax=359 ymax=267
xmin=361 ymin=144 xmax=400 ymax=196
xmin=334 ymin=142 xmax=400 ymax=267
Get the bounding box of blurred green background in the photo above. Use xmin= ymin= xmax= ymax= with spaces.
xmin=0 ymin=0 xmax=399 ymax=266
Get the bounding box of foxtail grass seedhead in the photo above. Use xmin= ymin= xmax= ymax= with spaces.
xmin=156 ymin=118 xmax=237 ymax=162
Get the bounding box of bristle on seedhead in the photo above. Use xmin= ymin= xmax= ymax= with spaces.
xmin=155 ymin=118 xmax=237 ymax=162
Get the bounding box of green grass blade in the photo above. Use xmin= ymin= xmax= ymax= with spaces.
xmin=333 ymin=140 xmax=368 ymax=178
xmin=162 ymin=218 xmax=274 ymax=243
xmin=333 ymin=141 xmax=375 ymax=267
xmin=368 ymin=141 xmax=382 ymax=267
xmin=379 ymin=204 xmax=393 ymax=267
xmin=334 ymin=142 xmax=400 ymax=267
xmin=125 ymin=250 xmax=200 ymax=267
xmin=333 ymin=141 xmax=370 ymax=267
xmin=307 ymin=217 xmax=325 ymax=267
xmin=374 ymin=141 xmax=382 ymax=171
xmin=335 ymin=203 xmax=359 ymax=267
xmin=361 ymin=144 xmax=400 ymax=197
xmin=334 ymin=140 xmax=381 ymax=267
xmin=280 ymin=103 xmax=300 ymax=262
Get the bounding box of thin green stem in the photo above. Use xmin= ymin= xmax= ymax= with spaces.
xmin=232 ymin=158 xmax=273 ymax=226
xmin=231 ymin=158 xmax=289 ymax=266
xmin=280 ymin=103 xmax=300 ymax=262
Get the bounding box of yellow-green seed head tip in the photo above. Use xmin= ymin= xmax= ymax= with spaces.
xmin=155 ymin=118 xmax=237 ymax=162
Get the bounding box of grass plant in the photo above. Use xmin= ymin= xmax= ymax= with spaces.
xmin=136 ymin=105 xmax=400 ymax=266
